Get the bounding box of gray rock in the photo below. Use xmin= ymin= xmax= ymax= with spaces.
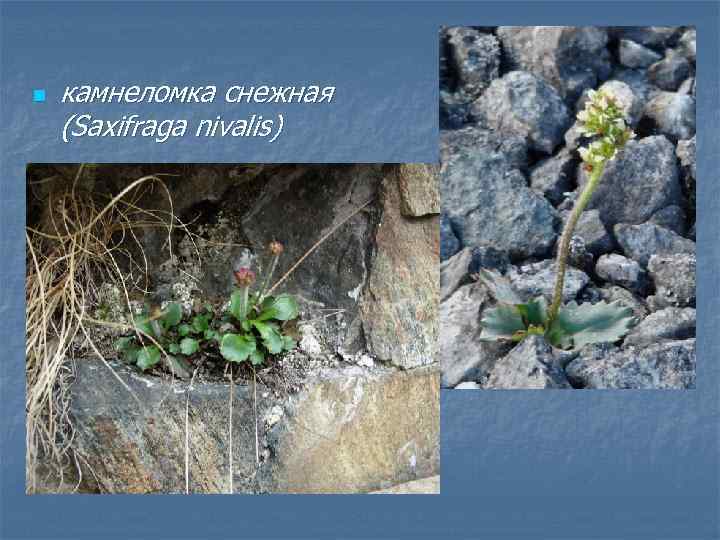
xmin=624 ymin=307 xmax=696 ymax=347
xmin=507 ymin=259 xmax=590 ymax=303
xmin=611 ymin=27 xmax=676 ymax=49
xmin=530 ymin=149 xmax=577 ymax=205
xmin=595 ymin=253 xmax=649 ymax=294
xmin=440 ymin=90 xmax=471 ymax=130
xmin=440 ymin=248 xmax=473 ymax=301
xmin=483 ymin=336 xmax=572 ymax=389
xmin=641 ymin=92 xmax=696 ymax=141
xmin=65 ymin=359 xmax=440 ymax=494
xmin=472 ymin=71 xmax=571 ymax=154
xmin=648 ymin=50 xmax=691 ymax=91
xmin=359 ymin=175 xmax=438 ymax=369
xmin=677 ymin=77 xmax=694 ymax=95
xmin=440 ymin=246 xmax=511 ymax=301
xmin=440 ymin=214 xmax=460 ymax=261
xmin=497 ymin=26 xmax=611 ymax=103
xmin=440 ymin=283 xmax=511 ymax=387
xmin=440 ymin=125 xmax=528 ymax=171
xmin=615 ymin=222 xmax=695 ymax=267
xmin=445 ymin=27 xmax=500 ymax=100
xmin=572 ymin=209 xmax=614 ymax=256
xmin=442 ymin=140 xmax=557 ymax=261
xmin=566 ymin=339 xmax=695 ymax=389
xmin=649 ymin=205 xmax=687 ymax=236
xmin=578 ymin=136 xmax=682 ymax=227
xmin=677 ymin=135 xmax=696 ymax=211
xmin=608 ymin=67 xmax=661 ymax=104
xmin=566 ymin=235 xmax=594 ymax=273
xmin=454 ymin=381 xmax=481 ymax=390
xmin=618 ymin=39 xmax=662 ymax=68
xmin=647 ymin=253 xmax=696 ymax=309
xmin=243 ymin=165 xmax=378 ymax=315
xmin=395 ymin=163 xmax=440 ymax=217
xmin=677 ymin=28 xmax=696 ymax=63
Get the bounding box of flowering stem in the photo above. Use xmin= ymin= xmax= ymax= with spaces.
xmin=548 ymin=164 xmax=605 ymax=326
xmin=239 ymin=286 xmax=249 ymax=320
xmin=259 ymin=254 xmax=279 ymax=302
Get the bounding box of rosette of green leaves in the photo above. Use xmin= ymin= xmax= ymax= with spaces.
xmin=220 ymin=292 xmax=299 ymax=366
xmin=114 ymin=303 xmax=208 ymax=376
xmin=477 ymin=270 xmax=635 ymax=350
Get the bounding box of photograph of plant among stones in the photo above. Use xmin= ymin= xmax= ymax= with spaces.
xmin=26 ymin=163 xmax=439 ymax=494
xmin=440 ymin=26 xmax=696 ymax=389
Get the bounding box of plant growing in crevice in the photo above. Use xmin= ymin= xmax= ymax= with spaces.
xmin=478 ymin=89 xmax=637 ymax=350
xmin=220 ymin=241 xmax=298 ymax=367
xmin=115 ymin=302 xmax=211 ymax=377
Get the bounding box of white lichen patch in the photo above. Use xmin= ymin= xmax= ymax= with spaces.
xmin=264 ymin=405 xmax=284 ymax=428
xmin=299 ymin=324 xmax=323 ymax=357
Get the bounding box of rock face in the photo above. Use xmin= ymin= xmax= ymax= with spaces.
xmin=484 ymin=336 xmax=572 ymax=389
xmin=579 ymin=136 xmax=681 ymax=227
xmin=243 ymin=165 xmax=379 ymax=315
xmin=497 ymin=26 xmax=611 ymax=103
xmin=359 ymin=170 xmax=439 ymax=369
xmin=566 ymin=339 xmax=696 ymax=389
xmin=396 ymin=163 xmax=441 ymax=217
xmin=647 ymin=50 xmax=691 ymax=91
xmin=530 ymin=149 xmax=577 ymax=205
xmin=66 ymin=360 xmax=439 ymax=493
xmin=264 ymin=365 xmax=440 ymax=493
xmin=472 ymin=71 xmax=571 ymax=154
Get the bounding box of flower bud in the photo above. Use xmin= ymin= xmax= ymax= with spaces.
xmin=234 ymin=267 xmax=256 ymax=287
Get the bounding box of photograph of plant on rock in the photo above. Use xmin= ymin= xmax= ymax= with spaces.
xmin=440 ymin=26 xmax=696 ymax=390
xmin=26 ymin=163 xmax=439 ymax=494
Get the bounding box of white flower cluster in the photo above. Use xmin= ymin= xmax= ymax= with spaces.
xmin=576 ymin=89 xmax=635 ymax=171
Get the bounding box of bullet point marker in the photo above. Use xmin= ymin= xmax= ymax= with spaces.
xmin=33 ymin=89 xmax=46 ymax=102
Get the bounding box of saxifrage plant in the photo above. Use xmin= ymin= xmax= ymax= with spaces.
xmin=220 ymin=241 xmax=298 ymax=366
xmin=479 ymin=89 xmax=636 ymax=350
xmin=115 ymin=240 xmax=299 ymax=374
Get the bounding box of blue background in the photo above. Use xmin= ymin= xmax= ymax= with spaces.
xmin=1 ymin=1 xmax=718 ymax=539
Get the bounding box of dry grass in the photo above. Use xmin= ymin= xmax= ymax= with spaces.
xmin=25 ymin=165 xmax=189 ymax=493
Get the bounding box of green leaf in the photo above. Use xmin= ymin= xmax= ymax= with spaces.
xmin=180 ymin=337 xmax=200 ymax=355
xmin=480 ymin=304 xmax=526 ymax=341
xmin=136 ymin=346 xmax=161 ymax=370
xmin=132 ymin=314 xmax=155 ymax=338
xmin=192 ymin=314 xmax=209 ymax=333
xmin=115 ymin=337 xmax=140 ymax=363
xmin=168 ymin=342 xmax=181 ymax=354
xmin=204 ymin=329 xmax=220 ymax=342
xmin=523 ymin=297 xmax=549 ymax=327
xmin=282 ymin=335 xmax=296 ymax=352
xmin=230 ymin=289 xmax=249 ymax=321
xmin=548 ymin=301 xmax=635 ymax=350
xmin=475 ymin=269 xmax=523 ymax=305
xmin=257 ymin=294 xmax=298 ymax=322
xmin=251 ymin=320 xmax=284 ymax=354
xmin=241 ymin=320 xmax=251 ymax=332
xmin=178 ymin=324 xmax=192 ymax=337
xmin=161 ymin=303 xmax=182 ymax=328
xmin=249 ymin=349 xmax=265 ymax=366
xmin=114 ymin=336 xmax=135 ymax=352
xmin=220 ymin=333 xmax=256 ymax=363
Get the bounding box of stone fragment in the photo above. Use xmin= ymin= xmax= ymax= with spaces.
xmin=595 ymin=253 xmax=649 ymax=295
xmin=618 ymin=39 xmax=662 ymax=68
xmin=472 ymin=71 xmax=571 ymax=154
xmin=395 ymin=163 xmax=440 ymax=217
xmin=445 ymin=27 xmax=501 ymax=99
xmin=624 ymin=307 xmax=696 ymax=347
xmin=614 ymin=222 xmax=695 ymax=268
xmin=641 ymin=92 xmax=696 ymax=141
xmin=484 ymin=336 xmax=572 ymax=389
xmin=647 ymin=253 xmax=696 ymax=309
xmin=566 ymin=339 xmax=695 ymax=389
